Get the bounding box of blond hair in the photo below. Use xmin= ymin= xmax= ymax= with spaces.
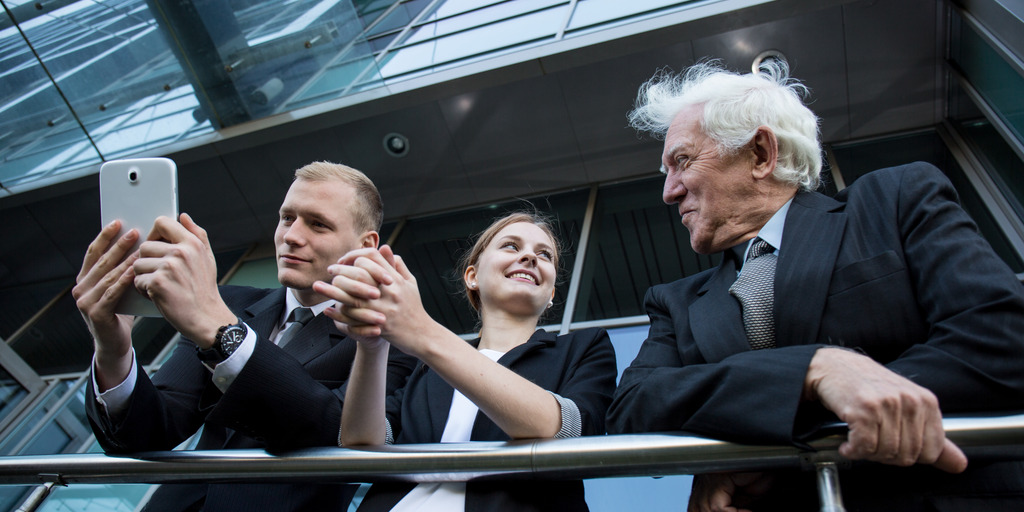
xmin=294 ymin=161 xmax=382 ymax=233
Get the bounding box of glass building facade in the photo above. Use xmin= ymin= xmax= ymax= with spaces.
xmin=1 ymin=0 xmax=1023 ymax=510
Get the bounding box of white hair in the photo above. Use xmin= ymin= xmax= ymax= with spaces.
xmin=629 ymin=60 xmax=822 ymax=191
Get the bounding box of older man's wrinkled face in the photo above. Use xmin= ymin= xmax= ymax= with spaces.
xmin=661 ymin=105 xmax=761 ymax=254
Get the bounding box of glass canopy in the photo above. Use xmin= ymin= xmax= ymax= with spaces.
xmin=0 ymin=0 xmax=700 ymax=192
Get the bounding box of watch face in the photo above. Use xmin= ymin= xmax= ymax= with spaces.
xmin=219 ymin=324 xmax=247 ymax=356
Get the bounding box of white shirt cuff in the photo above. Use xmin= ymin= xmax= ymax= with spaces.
xmin=209 ymin=323 xmax=257 ymax=393
xmin=93 ymin=347 xmax=138 ymax=421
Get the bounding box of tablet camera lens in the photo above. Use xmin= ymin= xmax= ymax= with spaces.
xmin=128 ymin=169 xmax=139 ymax=183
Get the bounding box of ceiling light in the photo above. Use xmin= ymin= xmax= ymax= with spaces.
xmin=752 ymin=50 xmax=788 ymax=74
xmin=383 ymin=133 xmax=409 ymax=158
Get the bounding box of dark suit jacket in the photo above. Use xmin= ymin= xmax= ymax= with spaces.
xmin=607 ymin=163 xmax=1024 ymax=511
xmin=86 ymin=285 xmax=417 ymax=512
xmin=357 ymin=327 xmax=618 ymax=512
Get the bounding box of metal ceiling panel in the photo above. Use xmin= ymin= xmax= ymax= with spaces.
xmin=214 ymin=146 xmax=293 ymax=244
xmin=25 ymin=188 xmax=100 ymax=276
xmin=176 ymin=156 xmax=267 ymax=251
xmin=842 ymin=0 xmax=941 ymax=138
xmin=0 ymin=205 xmax=77 ymax=288
xmin=330 ymin=101 xmax=475 ymax=218
xmin=439 ymin=74 xmax=589 ymax=203
xmin=691 ymin=5 xmax=851 ymax=142
xmin=558 ymin=41 xmax=696 ymax=183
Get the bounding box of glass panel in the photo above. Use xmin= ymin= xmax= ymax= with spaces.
xmin=421 ymin=0 xmax=506 ymax=20
xmin=3 ymin=0 xmax=401 ymax=189
xmin=401 ymin=0 xmax=564 ymax=46
xmin=574 ymin=177 xmax=719 ymax=322
xmin=949 ymin=79 xmax=1024 ymax=226
xmin=363 ymin=0 xmax=433 ymax=38
xmin=2 ymin=0 xmax=214 ymax=189
xmin=0 ymin=380 xmax=74 ymax=456
xmin=0 ymin=487 xmax=31 ymax=512
xmin=379 ymin=4 xmax=564 ymax=78
xmin=0 ymin=7 xmax=103 ymax=188
xmin=0 ymin=368 xmax=29 ymax=424
xmin=950 ymin=10 xmax=1024 ymax=146
xmin=830 ymin=131 xmax=1024 ymax=272
xmin=567 ymin=0 xmax=694 ymax=31
xmin=152 ymin=0 xmax=384 ymax=123
xmin=389 ymin=189 xmax=589 ymax=335
xmin=957 ymin=120 xmax=1024 ymax=222
xmin=282 ymin=49 xmax=380 ymax=109
xmin=225 ymin=257 xmax=280 ymax=288
xmin=583 ymin=324 xmax=692 ymax=510
xmin=941 ymin=160 xmax=1024 ymax=272
xmin=36 ymin=484 xmax=152 ymax=512
xmin=603 ymin=324 xmax=648 ymax=383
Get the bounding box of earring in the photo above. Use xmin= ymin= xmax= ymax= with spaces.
xmin=469 ymin=282 xmax=477 ymax=289
xmin=547 ymin=300 xmax=554 ymax=309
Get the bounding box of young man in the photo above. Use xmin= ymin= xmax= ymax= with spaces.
xmin=75 ymin=161 xmax=416 ymax=512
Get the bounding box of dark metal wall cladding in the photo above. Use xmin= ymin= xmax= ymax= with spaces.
xmin=575 ymin=178 xmax=720 ymax=322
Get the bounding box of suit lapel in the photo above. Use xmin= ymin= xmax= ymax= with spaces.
xmin=240 ymin=287 xmax=286 ymax=340
xmin=424 ymin=363 xmax=455 ymax=441
xmin=240 ymin=287 xmax=341 ymax=365
xmin=690 ymin=257 xmax=749 ymax=363
xmin=775 ymin=191 xmax=846 ymax=347
xmin=497 ymin=330 xmax=551 ymax=367
xmin=421 ymin=332 xmax=551 ymax=441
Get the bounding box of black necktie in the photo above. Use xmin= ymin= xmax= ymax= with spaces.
xmin=277 ymin=307 xmax=314 ymax=348
xmin=729 ymin=238 xmax=777 ymax=350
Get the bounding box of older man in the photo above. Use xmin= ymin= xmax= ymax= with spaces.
xmin=606 ymin=62 xmax=1024 ymax=511
xmin=75 ymin=162 xmax=416 ymax=512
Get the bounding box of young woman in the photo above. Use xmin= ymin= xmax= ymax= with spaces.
xmin=314 ymin=212 xmax=617 ymax=511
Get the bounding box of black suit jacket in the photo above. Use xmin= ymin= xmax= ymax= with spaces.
xmin=357 ymin=327 xmax=618 ymax=512
xmin=607 ymin=163 xmax=1024 ymax=510
xmin=86 ymin=285 xmax=417 ymax=512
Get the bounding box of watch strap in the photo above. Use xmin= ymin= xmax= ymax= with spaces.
xmin=197 ymin=319 xmax=246 ymax=365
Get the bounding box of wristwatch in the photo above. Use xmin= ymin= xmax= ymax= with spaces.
xmin=197 ymin=319 xmax=247 ymax=366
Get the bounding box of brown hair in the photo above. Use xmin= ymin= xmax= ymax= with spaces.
xmin=457 ymin=212 xmax=562 ymax=312
xmin=294 ymin=161 xmax=383 ymax=233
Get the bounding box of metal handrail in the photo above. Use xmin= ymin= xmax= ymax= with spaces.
xmin=0 ymin=414 xmax=1021 ymax=487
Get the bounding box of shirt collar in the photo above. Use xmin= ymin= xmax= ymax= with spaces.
xmin=281 ymin=288 xmax=333 ymax=326
xmin=742 ymin=197 xmax=793 ymax=260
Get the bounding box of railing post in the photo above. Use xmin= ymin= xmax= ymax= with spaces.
xmin=815 ymin=462 xmax=846 ymax=512
xmin=14 ymin=482 xmax=57 ymax=512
